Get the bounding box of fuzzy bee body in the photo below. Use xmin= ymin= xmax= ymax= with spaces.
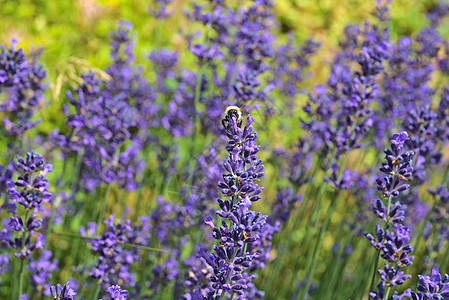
xmin=222 ymin=106 xmax=243 ymax=129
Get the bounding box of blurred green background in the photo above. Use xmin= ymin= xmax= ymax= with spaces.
xmin=0 ymin=0 xmax=438 ymax=88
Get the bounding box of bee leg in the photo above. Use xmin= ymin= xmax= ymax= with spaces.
xmin=222 ymin=118 xmax=228 ymax=129
xmin=237 ymin=119 xmax=242 ymax=128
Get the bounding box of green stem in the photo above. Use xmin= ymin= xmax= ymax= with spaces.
xmin=367 ymin=251 xmax=381 ymax=298
xmin=17 ymin=209 xmax=29 ymax=299
xmin=366 ymin=201 xmax=393 ymax=297
xmin=46 ymin=192 xmax=62 ymax=245
xmin=297 ymin=152 xmax=349 ymax=299
xmin=438 ymin=242 xmax=449 ymax=271
xmin=413 ymin=200 xmax=435 ymax=256
xmin=414 ymin=162 xmax=449 ymax=258
xmin=441 ymin=162 xmax=449 ymax=188
xmin=355 ymin=240 xmax=373 ymax=300
xmin=11 ymin=258 xmax=18 ymax=300
xmin=297 ymin=195 xmax=338 ymax=300
xmin=193 ymin=63 xmax=205 ymax=139
xmin=71 ymin=151 xmax=84 ymax=197
xmin=365 ymin=161 xmax=399 ymax=298
xmin=265 ymin=158 xmax=323 ymax=294
xmin=96 ymin=184 xmax=112 ymax=235
xmin=134 ymin=147 xmax=153 ymax=222
xmin=184 ymin=63 xmax=206 ymax=199
xmin=385 ymin=287 xmax=391 ymax=299
xmin=17 ymin=259 xmax=25 ymax=300
xmin=290 ymin=182 xmax=327 ymax=288
xmin=93 ymin=275 xmax=105 ymax=300
xmin=19 ymin=134 xmax=24 ymax=155
xmin=321 ymin=243 xmax=350 ymax=299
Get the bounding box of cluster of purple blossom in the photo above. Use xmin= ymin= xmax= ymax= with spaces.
xmin=366 ymin=132 xmax=415 ymax=299
xmin=2 ymin=0 xmax=449 ymax=299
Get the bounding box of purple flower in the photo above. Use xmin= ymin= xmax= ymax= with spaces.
xmin=370 ymin=280 xmax=412 ymax=300
xmin=148 ymin=0 xmax=173 ymax=18
xmin=87 ymin=215 xmax=138 ymax=289
xmin=365 ymin=131 xmax=415 ymax=297
xmin=189 ymin=43 xmax=223 ymax=61
xmin=53 ymin=21 xmax=153 ymax=192
xmin=160 ymin=70 xmax=196 ymax=137
xmin=411 ymin=267 xmax=449 ymax=300
xmin=0 ymin=253 xmax=9 ymax=276
xmin=268 ymin=187 xmax=301 ymax=224
xmin=104 ymin=285 xmax=128 ymax=300
xmin=193 ymin=114 xmax=272 ymax=298
xmin=0 ymin=39 xmax=46 ymax=138
xmin=28 ymin=250 xmax=58 ymax=295
xmin=270 ymin=36 xmax=320 ymax=101
xmin=378 ymin=263 xmax=411 ymax=287
xmin=1 ymin=152 xmax=52 ymax=259
xmin=49 ymin=281 xmax=77 ymax=300
xmin=149 ymin=48 xmax=178 ymax=94
xmin=299 ymin=2 xmax=390 ymax=176
xmin=8 ymin=152 xmax=52 ymax=209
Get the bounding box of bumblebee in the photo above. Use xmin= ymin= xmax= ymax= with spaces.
xmin=222 ymin=106 xmax=243 ymax=129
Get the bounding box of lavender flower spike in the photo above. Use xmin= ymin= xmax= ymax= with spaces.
xmin=411 ymin=266 xmax=449 ymax=300
xmin=194 ymin=114 xmax=269 ymax=298
xmin=366 ymin=131 xmax=415 ymax=299
xmin=2 ymin=151 xmax=53 ymax=259
xmin=101 ymin=285 xmax=128 ymax=300
xmin=49 ymin=281 xmax=77 ymax=300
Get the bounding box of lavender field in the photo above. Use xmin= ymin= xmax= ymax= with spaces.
xmin=1 ymin=0 xmax=449 ymax=299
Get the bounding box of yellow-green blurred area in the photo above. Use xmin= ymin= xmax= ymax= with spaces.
xmin=0 ymin=0 xmax=440 ymax=82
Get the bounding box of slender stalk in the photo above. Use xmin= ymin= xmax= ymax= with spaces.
xmin=321 ymin=242 xmax=350 ymax=299
xmin=320 ymin=201 xmax=357 ymax=299
xmin=44 ymin=230 xmax=165 ymax=252
xmin=365 ymin=163 xmax=398 ymax=297
xmin=413 ymin=162 xmax=449 ymax=255
xmin=19 ymin=134 xmax=23 ymax=155
xmin=355 ymin=239 xmax=374 ymax=300
xmin=265 ymin=157 xmax=324 ymax=293
xmin=45 ymin=193 xmax=63 ymax=245
xmin=192 ymin=63 xmax=204 ymax=139
xmin=71 ymin=151 xmax=84 ymax=199
xmin=366 ymin=210 xmax=393 ymax=296
xmin=297 ymin=152 xmax=349 ymax=299
xmin=289 ymin=181 xmax=328 ymax=291
xmin=183 ymin=62 xmax=207 ymax=200
xmin=11 ymin=258 xmax=18 ymax=300
xmin=93 ymin=275 xmax=105 ymax=300
xmin=17 ymin=259 xmax=25 ymax=300
xmin=96 ymin=183 xmax=112 ymax=235
xmin=413 ymin=200 xmax=435 ymax=257
xmin=438 ymin=243 xmax=449 ymax=272
xmin=367 ymin=250 xmax=381 ymax=298
xmin=17 ymin=210 xmax=29 ymax=300
xmin=134 ymin=147 xmax=153 ymax=222
xmin=297 ymin=193 xmax=338 ymax=300
xmin=77 ymin=183 xmax=113 ymax=294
